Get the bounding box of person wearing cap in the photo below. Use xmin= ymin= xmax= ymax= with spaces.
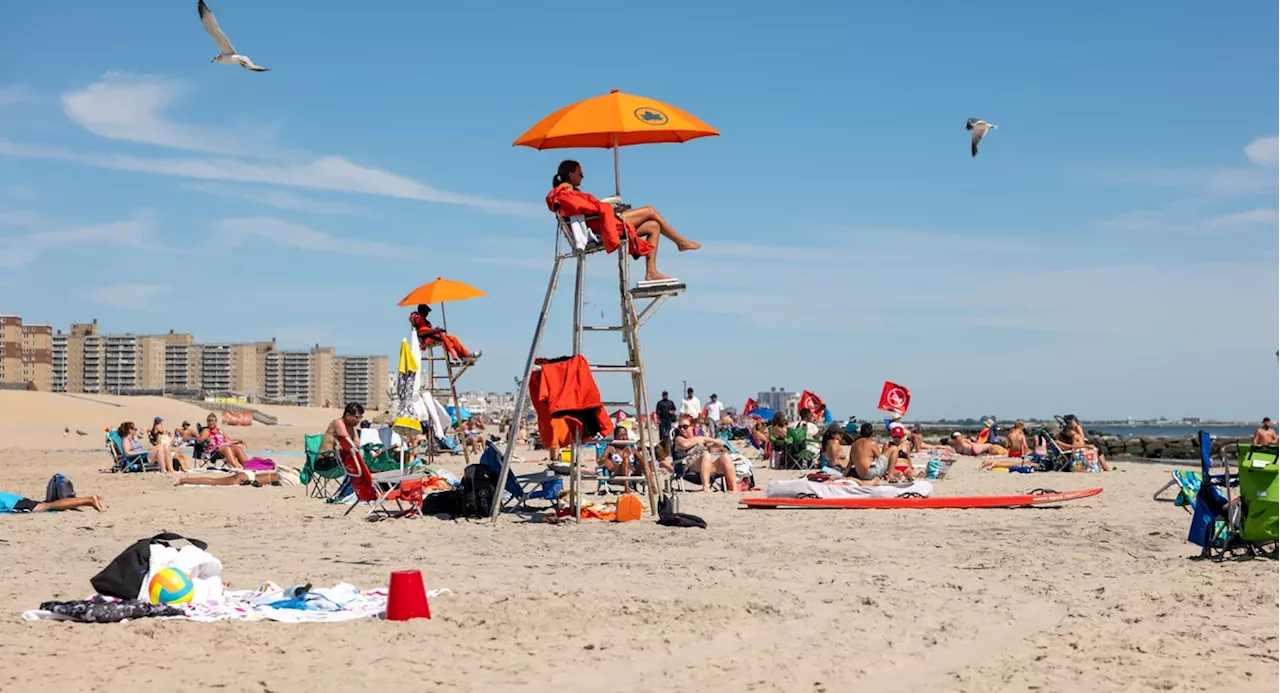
xmin=174 ymin=420 xmax=198 ymax=445
xmin=885 ymin=424 xmax=917 ymax=480
xmin=1253 ymin=418 xmax=1278 ymax=446
xmin=409 ymin=303 xmax=481 ymax=364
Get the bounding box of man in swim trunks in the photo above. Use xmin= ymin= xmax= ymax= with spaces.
xmin=318 ymin=403 xmax=364 ymax=471
xmin=1253 ymin=417 xmax=1278 ymax=446
xmin=847 ymin=422 xmax=889 ymax=481
xmin=1006 ymin=420 xmax=1030 ymax=457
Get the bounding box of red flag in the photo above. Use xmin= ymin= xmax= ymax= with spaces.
xmin=877 ymin=381 xmax=911 ymax=415
xmin=797 ymin=390 xmax=825 ymax=416
xmin=744 ymin=398 xmax=758 ymax=415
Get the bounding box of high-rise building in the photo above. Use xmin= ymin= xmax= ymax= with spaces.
xmin=336 ymin=355 xmax=390 ymax=412
xmin=164 ymin=332 xmax=200 ymax=391
xmin=199 ymin=342 xmax=266 ymax=396
xmin=0 ymin=315 xmax=53 ymax=390
xmin=264 ymin=345 xmax=339 ymax=407
xmin=756 ymin=387 xmax=800 ymax=420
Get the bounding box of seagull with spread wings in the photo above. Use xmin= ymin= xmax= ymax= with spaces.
xmin=198 ymin=0 xmax=269 ymax=72
xmin=966 ymin=118 xmax=996 ymax=157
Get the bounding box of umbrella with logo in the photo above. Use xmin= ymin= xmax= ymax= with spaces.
xmin=513 ymin=89 xmax=719 ymax=197
xmin=397 ymin=277 xmax=486 ymax=338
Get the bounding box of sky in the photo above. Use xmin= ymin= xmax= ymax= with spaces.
xmin=0 ymin=0 xmax=1276 ymax=421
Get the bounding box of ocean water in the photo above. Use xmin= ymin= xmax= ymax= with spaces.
xmin=1085 ymin=424 xmax=1258 ymax=439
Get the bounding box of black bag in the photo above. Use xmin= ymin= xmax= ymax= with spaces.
xmin=420 ymin=488 xmax=464 ymax=517
xmin=90 ymin=533 xmax=208 ymax=599
xmin=657 ymin=494 xmax=706 ymax=529
xmin=44 ymin=474 xmax=75 ymax=503
xmin=459 ymin=464 xmax=498 ymax=519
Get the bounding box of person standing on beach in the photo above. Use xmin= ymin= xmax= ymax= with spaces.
xmin=680 ymin=388 xmax=701 ymax=420
xmin=1253 ymin=418 xmax=1278 ymax=446
xmin=704 ymin=394 xmax=724 ymax=438
xmin=656 ymin=391 xmax=677 ymax=442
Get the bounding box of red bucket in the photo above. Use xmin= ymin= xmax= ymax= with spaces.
xmin=385 ymin=570 xmax=432 ymax=621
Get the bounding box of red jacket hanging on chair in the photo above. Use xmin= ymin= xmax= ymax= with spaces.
xmin=530 ymin=355 xmax=613 ymax=440
xmin=546 ymin=185 xmax=653 ymax=259
xmin=409 ymin=304 xmax=478 ymax=363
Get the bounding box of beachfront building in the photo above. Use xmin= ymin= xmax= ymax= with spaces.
xmin=756 ymin=387 xmax=800 ymax=420
xmin=199 ymin=341 xmax=273 ymax=397
xmin=51 ymin=321 xmax=98 ymax=393
xmin=337 ymin=355 xmax=390 ymax=412
xmin=263 ymin=345 xmax=336 ymax=407
xmin=455 ymin=390 xmax=517 ymax=420
xmin=0 ymin=315 xmax=52 ymax=391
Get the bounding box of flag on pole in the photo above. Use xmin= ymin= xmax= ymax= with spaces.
xmin=877 ymin=381 xmax=911 ymax=415
xmin=797 ymin=390 xmax=825 ymax=417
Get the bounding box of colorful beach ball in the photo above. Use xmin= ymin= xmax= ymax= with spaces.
xmin=148 ymin=567 xmax=194 ymax=605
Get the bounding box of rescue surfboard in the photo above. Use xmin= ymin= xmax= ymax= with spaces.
xmin=740 ymin=487 xmax=1102 ymax=510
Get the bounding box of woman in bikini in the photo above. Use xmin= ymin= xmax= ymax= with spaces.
xmin=549 ymin=160 xmax=701 ymax=281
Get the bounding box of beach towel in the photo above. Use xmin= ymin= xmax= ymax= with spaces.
xmin=765 ymin=478 xmax=934 ymax=499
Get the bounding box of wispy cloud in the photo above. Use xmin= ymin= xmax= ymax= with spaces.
xmin=1245 ymin=136 xmax=1279 ymax=168
xmin=62 ymin=72 xmax=274 ymax=157
xmin=183 ymin=181 xmax=371 ymax=216
xmin=88 ymin=283 xmax=171 ymax=310
xmin=0 ymin=211 xmax=158 ymax=270
xmin=210 ymin=217 xmax=412 ymax=258
xmin=0 ymin=73 xmax=540 ymax=218
xmin=0 ymin=84 xmax=32 ymax=107
xmin=1106 ymin=135 xmax=1279 ymax=197
xmin=1094 ymin=206 xmax=1277 ymax=234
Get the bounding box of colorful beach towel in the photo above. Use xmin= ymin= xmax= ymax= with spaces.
xmin=766 ymin=478 xmax=934 ymax=499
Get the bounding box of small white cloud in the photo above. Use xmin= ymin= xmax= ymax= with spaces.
xmin=88 ymin=283 xmax=171 ymax=310
xmin=0 ymin=84 xmax=32 ymax=107
xmin=1095 ymin=206 xmax=1277 ymax=234
xmin=183 ymin=182 xmax=370 ymax=215
xmin=1201 ymin=208 xmax=1279 ymax=229
xmin=0 ymin=211 xmax=158 ymax=270
xmin=210 ymin=216 xmax=412 ymax=258
xmin=61 ymin=72 xmax=271 ymax=157
xmin=1245 ymin=136 xmax=1279 ymax=168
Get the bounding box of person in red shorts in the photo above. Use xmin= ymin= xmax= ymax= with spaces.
xmin=409 ymin=304 xmax=481 ymax=364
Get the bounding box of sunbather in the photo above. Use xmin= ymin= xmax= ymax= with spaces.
xmin=820 ymin=423 xmax=849 ymax=473
xmin=146 ymin=417 xmax=179 ymax=473
xmin=320 ymin=403 xmax=364 ymax=466
xmin=0 ymin=491 xmax=106 ymax=513
xmin=116 ymin=421 xmax=151 ymax=462
xmin=198 ymin=413 xmax=247 ymax=469
xmin=847 ymin=423 xmax=890 ymax=481
xmin=1006 ymin=420 xmax=1030 ymax=457
xmin=463 ymin=416 xmax=485 ymax=456
xmin=885 ymin=425 xmax=916 ymax=481
xmin=908 ymin=423 xmax=947 ymax=452
xmin=175 ymin=470 xmax=279 ymax=487
xmin=950 ymin=432 xmax=1006 ymax=457
xmin=548 ymin=160 xmax=701 ymax=281
xmin=1057 ymin=416 xmax=1112 ymax=471
xmin=672 ymin=418 xmax=737 ymax=492
xmin=409 ymin=304 xmax=480 ymax=364
xmin=1253 ymin=417 xmax=1277 ymax=446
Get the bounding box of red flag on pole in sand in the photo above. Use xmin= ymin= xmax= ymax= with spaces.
xmin=744 ymin=398 xmax=758 ymax=416
xmin=877 ymin=381 xmax=911 ymax=415
xmin=797 ymin=390 xmax=825 ymax=416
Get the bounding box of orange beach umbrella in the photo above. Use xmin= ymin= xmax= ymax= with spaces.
xmin=397 ymin=277 xmax=486 ymax=307
xmin=513 ymin=89 xmax=718 ymax=196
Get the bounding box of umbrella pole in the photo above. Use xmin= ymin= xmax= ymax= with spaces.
xmin=612 ymin=133 xmax=621 ymax=198
xmin=438 ymin=302 xmax=470 ymax=467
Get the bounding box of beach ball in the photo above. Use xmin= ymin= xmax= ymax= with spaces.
xmin=148 ymin=567 xmax=195 ymax=605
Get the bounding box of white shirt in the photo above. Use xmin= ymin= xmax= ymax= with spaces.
xmin=680 ymin=397 xmax=702 ymax=418
xmin=705 ymin=400 xmax=724 ymax=422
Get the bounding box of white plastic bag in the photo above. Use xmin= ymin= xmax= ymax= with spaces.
xmin=138 ymin=542 xmax=225 ymax=604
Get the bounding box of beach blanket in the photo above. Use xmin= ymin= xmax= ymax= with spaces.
xmin=766 ymin=478 xmax=934 ymax=499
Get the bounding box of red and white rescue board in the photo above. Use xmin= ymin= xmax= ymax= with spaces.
xmin=740 ymin=487 xmax=1103 ymax=510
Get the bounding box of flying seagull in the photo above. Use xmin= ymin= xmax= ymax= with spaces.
xmin=965 ymin=118 xmax=997 ymax=157
xmin=198 ymin=0 xmax=269 ymax=72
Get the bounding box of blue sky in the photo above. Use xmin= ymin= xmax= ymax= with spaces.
xmin=1 ymin=0 xmax=1276 ymax=420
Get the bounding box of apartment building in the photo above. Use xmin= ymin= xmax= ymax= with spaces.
xmin=164 ymin=332 xmax=200 ymax=391
xmin=264 ymin=345 xmax=338 ymax=407
xmin=0 ymin=315 xmax=53 ymax=390
xmin=199 ymin=341 xmax=273 ymax=396
xmin=337 ymin=355 xmax=390 ymax=412
xmin=756 ymin=387 xmax=801 ymax=420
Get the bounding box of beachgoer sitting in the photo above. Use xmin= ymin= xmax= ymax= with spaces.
xmin=672 ymin=417 xmax=737 ymax=492
xmin=319 ymin=403 xmax=364 ymax=469
xmin=847 ymin=423 xmax=890 ymax=481
xmin=1 ymin=490 xmax=106 ymax=513
xmin=794 ymin=408 xmax=822 ymax=458
xmin=116 ymin=421 xmax=151 ymax=464
xmin=819 ymin=423 xmax=850 ymax=474
xmin=174 ymin=421 xmax=198 ymax=445
xmin=198 ymin=413 xmax=247 ymax=469
xmin=409 ymin=304 xmax=480 ymax=364
xmin=981 ymin=420 xmax=1036 ymax=470
xmin=1253 ymin=417 xmax=1277 ymax=446
xmin=885 ymin=424 xmax=916 ymax=480
xmin=547 ymin=160 xmax=701 ymax=282
xmin=749 ymin=421 xmax=770 ymax=449
xmin=146 ymin=417 xmax=180 ymax=473
xmin=463 ymin=416 xmax=484 ymax=456
xmin=1057 ymin=415 xmax=1112 ymax=471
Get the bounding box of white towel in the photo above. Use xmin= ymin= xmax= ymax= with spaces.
xmin=766 ymin=478 xmax=934 ymax=499
xmin=561 ymin=214 xmax=599 ymax=251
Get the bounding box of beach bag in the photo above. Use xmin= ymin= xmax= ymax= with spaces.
xmin=421 ymin=488 xmax=465 ymax=517
xmin=90 ymin=533 xmax=207 ymax=599
xmin=657 ymin=494 xmax=706 ymax=529
xmin=459 ymin=463 xmax=497 ymax=518
xmin=142 ymin=542 xmax=224 ymax=604
xmin=44 ymin=474 xmax=75 ymax=503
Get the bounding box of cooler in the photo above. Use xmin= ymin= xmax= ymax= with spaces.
xmin=1236 ymin=444 xmax=1278 ymax=543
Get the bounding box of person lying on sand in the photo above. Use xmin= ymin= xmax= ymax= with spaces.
xmin=1 ymin=491 xmax=106 ymax=513
xmin=175 ymin=471 xmax=279 ymax=487
xmin=950 ymin=432 xmax=1007 ymax=457
xmin=908 ymin=423 xmax=947 ymax=452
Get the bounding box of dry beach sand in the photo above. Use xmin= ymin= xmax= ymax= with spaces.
xmin=0 ymin=391 xmax=1275 ymax=693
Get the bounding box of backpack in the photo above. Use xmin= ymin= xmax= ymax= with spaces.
xmin=420 ymin=488 xmax=464 ymax=517
xmin=459 ymin=464 xmax=498 ymax=519
xmin=44 ymin=474 xmax=76 ymax=503
xmin=90 ymin=533 xmax=208 ymax=599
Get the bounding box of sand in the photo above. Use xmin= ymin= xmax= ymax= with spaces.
xmin=0 ymin=391 xmax=1275 ymax=693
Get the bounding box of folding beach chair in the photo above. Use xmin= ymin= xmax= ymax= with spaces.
xmin=665 ymin=429 xmax=729 ymax=494
xmin=335 ymin=437 xmax=426 ymax=521
xmin=771 ymin=426 xmax=820 ymax=470
xmin=105 ymin=431 xmax=154 ymax=473
xmin=477 ymin=442 xmax=563 ymax=513
xmin=1182 ymin=431 xmax=1276 ymax=560
xmin=299 ymin=434 xmax=344 ymax=499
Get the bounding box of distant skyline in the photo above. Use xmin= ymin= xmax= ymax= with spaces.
xmin=0 ymin=0 xmax=1275 ymax=420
